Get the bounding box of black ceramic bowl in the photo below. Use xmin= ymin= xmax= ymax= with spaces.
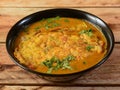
xmin=6 ymin=8 xmax=114 ymax=82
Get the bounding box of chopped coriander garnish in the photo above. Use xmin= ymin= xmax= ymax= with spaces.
xmin=46 ymin=16 xmax=60 ymax=23
xmin=62 ymin=59 xmax=72 ymax=70
xmin=55 ymin=16 xmax=60 ymax=20
xmin=45 ymin=23 xmax=60 ymax=30
xmin=79 ymin=29 xmax=93 ymax=36
xmin=61 ymin=55 xmax=75 ymax=70
xmin=34 ymin=26 xmax=41 ymax=31
xmin=86 ymin=45 xmax=94 ymax=51
xmin=47 ymin=68 xmax=53 ymax=73
xmin=83 ymin=61 xmax=86 ymax=64
xmin=64 ymin=19 xmax=69 ymax=22
xmin=42 ymin=59 xmax=53 ymax=68
xmin=39 ymin=16 xmax=61 ymax=30
xmin=52 ymin=23 xmax=60 ymax=27
xmin=64 ymin=54 xmax=75 ymax=61
xmin=42 ymin=55 xmax=75 ymax=73
xmin=45 ymin=25 xmax=51 ymax=30
xmin=47 ymin=18 xmax=53 ymax=23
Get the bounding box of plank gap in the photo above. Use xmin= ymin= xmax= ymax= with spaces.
xmin=1 ymin=83 xmax=120 ymax=87
xmin=0 ymin=6 xmax=120 ymax=8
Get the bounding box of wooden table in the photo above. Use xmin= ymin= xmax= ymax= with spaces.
xmin=0 ymin=0 xmax=120 ymax=90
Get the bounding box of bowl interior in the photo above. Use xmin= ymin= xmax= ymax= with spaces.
xmin=6 ymin=8 xmax=114 ymax=76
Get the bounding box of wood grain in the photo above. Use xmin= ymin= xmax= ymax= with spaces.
xmin=0 ymin=43 xmax=120 ymax=85
xmin=0 ymin=8 xmax=120 ymax=42
xmin=0 ymin=0 xmax=120 ymax=7
xmin=1 ymin=86 xmax=120 ymax=90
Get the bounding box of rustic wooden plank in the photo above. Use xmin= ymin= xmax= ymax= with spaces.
xmin=0 ymin=85 xmax=41 ymax=90
xmin=1 ymin=86 xmax=120 ymax=90
xmin=0 ymin=8 xmax=120 ymax=42
xmin=0 ymin=0 xmax=120 ymax=7
xmin=0 ymin=43 xmax=120 ymax=84
xmin=0 ymin=43 xmax=13 ymax=64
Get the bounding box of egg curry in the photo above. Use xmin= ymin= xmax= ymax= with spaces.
xmin=14 ymin=16 xmax=107 ymax=74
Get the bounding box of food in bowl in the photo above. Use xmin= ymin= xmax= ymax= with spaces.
xmin=14 ymin=16 xmax=107 ymax=74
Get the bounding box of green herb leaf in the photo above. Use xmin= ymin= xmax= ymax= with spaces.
xmin=47 ymin=18 xmax=53 ymax=23
xmin=64 ymin=54 xmax=75 ymax=61
xmin=45 ymin=25 xmax=51 ymax=30
xmin=54 ymin=60 xmax=62 ymax=70
xmin=34 ymin=27 xmax=41 ymax=31
xmin=86 ymin=45 xmax=94 ymax=51
xmin=79 ymin=29 xmax=93 ymax=36
xmin=87 ymin=29 xmax=93 ymax=36
xmin=51 ymin=56 xmax=59 ymax=62
xmin=55 ymin=16 xmax=60 ymax=20
xmin=42 ymin=59 xmax=53 ymax=68
xmin=62 ymin=59 xmax=72 ymax=70
xmin=64 ymin=19 xmax=69 ymax=22
xmin=42 ymin=55 xmax=75 ymax=73
xmin=46 ymin=16 xmax=60 ymax=23
xmin=52 ymin=23 xmax=60 ymax=27
xmin=47 ymin=67 xmax=53 ymax=73
xmin=43 ymin=16 xmax=61 ymax=30
xmin=83 ymin=61 xmax=86 ymax=64
xmin=45 ymin=23 xmax=60 ymax=30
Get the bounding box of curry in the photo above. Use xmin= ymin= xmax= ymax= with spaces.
xmin=14 ymin=16 xmax=107 ymax=74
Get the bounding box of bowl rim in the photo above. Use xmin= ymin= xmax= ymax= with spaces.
xmin=6 ymin=8 xmax=115 ymax=77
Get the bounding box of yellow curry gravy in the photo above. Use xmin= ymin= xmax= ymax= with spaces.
xmin=14 ymin=16 xmax=107 ymax=74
